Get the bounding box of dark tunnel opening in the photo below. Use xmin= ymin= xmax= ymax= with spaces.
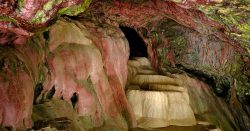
xmin=119 ymin=26 xmax=148 ymax=59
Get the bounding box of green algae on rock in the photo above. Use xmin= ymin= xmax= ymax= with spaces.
xmin=197 ymin=1 xmax=250 ymax=52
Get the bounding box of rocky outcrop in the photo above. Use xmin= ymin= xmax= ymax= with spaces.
xmin=40 ymin=19 xmax=136 ymax=130
xmin=32 ymin=99 xmax=86 ymax=131
xmin=0 ymin=35 xmax=46 ymax=130
xmin=0 ymin=18 xmax=136 ymax=130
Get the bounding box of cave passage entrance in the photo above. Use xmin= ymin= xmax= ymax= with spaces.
xmin=119 ymin=26 xmax=148 ymax=59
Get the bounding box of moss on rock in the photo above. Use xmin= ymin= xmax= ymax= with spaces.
xmin=197 ymin=1 xmax=250 ymax=52
xmin=58 ymin=0 xmax=92 ymax=16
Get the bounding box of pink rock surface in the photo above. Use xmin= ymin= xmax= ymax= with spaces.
xmin=81 ymin=20 xmax=136 ymax=127
xmin=44 ymin=19 xmax=135 ymax=128
xmin=0 ymin=18 xmax=135 ymax=130
xmin=0 ymin=36 xmax=46 ymax=130
xmin=0 ymin=70 xmax=33 ymax=129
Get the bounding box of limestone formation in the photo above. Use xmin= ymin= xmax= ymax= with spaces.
xmin=126 ymin=57 xmax=196 ymax=129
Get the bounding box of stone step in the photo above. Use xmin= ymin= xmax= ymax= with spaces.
xmin=128 ymin=57 xmax=155 ymax=73
xmin=127 ymin=85 xmax=141 ymax=90
xmin=137 ymin=69 xmax=157 ymax=75
xmin=128 ymin=65 xmax=157 ymax=75
xmin=130 ymin=75 xmax=180 ymax=86
xmin=129 ymin=57 xmax=152 ymax=67
xmin=142 ymin=84 xmax=185 ymax=92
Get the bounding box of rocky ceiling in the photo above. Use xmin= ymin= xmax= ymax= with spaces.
xmin=0 ymin=0 xmax=249 ymax=50
xmin=0 ymin=0 xmax=249 ymax=101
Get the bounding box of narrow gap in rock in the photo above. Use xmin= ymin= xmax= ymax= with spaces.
xmin=0 ymin=59 xmax=4 ymax=71
xmin=43 ymin=31 xmax=49 ymax=40
xmin=46 ymin=86 xmax=55 ymax=99
xmin=119 ymin=26 xmax=148 ymax=59
xmin=70 ymin=92 xmax=78 ymax=108
xmin=34 ymin=83 xmax=43 ymax=104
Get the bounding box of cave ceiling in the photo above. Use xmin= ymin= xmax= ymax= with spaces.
xmin=0 ymin=0 xmax=249 ymax=52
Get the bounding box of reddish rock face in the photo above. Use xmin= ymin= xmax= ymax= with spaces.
xmin=0 ymin=0 xmax=91 ymax=45
xmin=0 ymin=35 xmax=46 ymax=130
xmin=90 ymin=0 xmax=229 ymax=41
xmin=0 ymin=18 xmax=136 ymax=130
xmin=81 ymin=21 xmax=136 ymax=126
xmin=0 ymin=70 xmax=33 ymax=129
xmin=85 ymin=1 xmax=249 ymax=130
xmin=139 ymin=18 xmax=236 ymax=74
xmin=86 ymin=0 xmax=249 ymax=95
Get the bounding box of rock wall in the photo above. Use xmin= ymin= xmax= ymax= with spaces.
xmin=175 ymin=74 xmax=238 ymax=131
xmin=0 ymin=18 xmax=136 ymax=130
xmin=0 ymin=35 xmax=46 ymax=130
xmin=86 ymin=0 xmax=249 ymax=98
xmin=137 ymin=18 xmax=250 ymax=130
xmin=126 ymin=57 xmax=248 ymax=131
xmin=140 ymin=18 xmax=238 ymax=94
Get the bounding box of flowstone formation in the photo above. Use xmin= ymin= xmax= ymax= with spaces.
xmin=0 ymin=0 xmax=249 ymax=131
xmin=0 ymin=18 xmax=136 ymax=130
xmin=126 ymin=57 xmax=197 ymax=128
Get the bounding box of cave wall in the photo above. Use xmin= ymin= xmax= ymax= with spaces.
xmin=0 ymin=35 xmax=46 ymax=129
xmin=0 ymin=18 xmax=136 ymax=130
xmin=137 ymin=17 xmax=250 ymax=131
xmin=0 ymin=0 xmax=249 ymax=130
xmin=86 ymin=0 xmax=249 ymax=97
xmin=83 ymin=1 xmax=250 ymax=130
xmin=136 ymin=18 xmax=249 ymax=97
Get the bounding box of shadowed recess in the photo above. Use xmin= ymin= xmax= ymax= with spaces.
xmin=71 ymin=93 xmax=78 ymax=108
xmin=119 ymin=26 xmax=148 ymax=59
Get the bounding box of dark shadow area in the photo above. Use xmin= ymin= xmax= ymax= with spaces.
xmin=71 ymin=92 xmax=78 ymax=108
xmin=176 ymin=64 xmax=230 ymax=98
xmin=46 ymin=86 xmax=55 ymax=99
xmin=119 ymin=26 xmax=148 ymax=59
xmin=33 ymin=83 xmax=43 ymax=104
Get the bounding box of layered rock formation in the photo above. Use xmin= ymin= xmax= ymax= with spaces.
xmin=127 ymin=57 xmax=196 ymax=129
xmin=126 ymin=57 xmax=239 ymax=130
